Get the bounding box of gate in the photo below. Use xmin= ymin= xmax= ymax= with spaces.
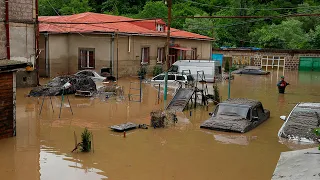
xmin=299 ymin=57 xmax=320 ymax=71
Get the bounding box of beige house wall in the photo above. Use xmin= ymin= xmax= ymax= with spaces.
xmin=48 ymin=34 xmax=69 ymax=77
xmin=41 ymin=33 xmax=212 ymax=78
xmin=68 ymin=34 xmax=112 ymax=75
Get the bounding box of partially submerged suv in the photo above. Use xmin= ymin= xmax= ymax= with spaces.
xmin=200 ymin=98 xmax=270 ymax=133
xmin=151 ymin=73 xmax=194 ymax=85
xmin=278 ymin=103 xmax=320 ymax=143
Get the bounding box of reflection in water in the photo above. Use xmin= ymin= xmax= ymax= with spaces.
xmin=40 ymin=146 xmax=107 ymax=180
xmin=1 ymin=72 xmax=320 ymax=180
xmin=200 ymin=130 xmax=257 ymax=146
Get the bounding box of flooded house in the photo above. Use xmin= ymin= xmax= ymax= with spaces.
xmin=0 ymin=60 xmax=27 ymax=139
xmin=38 ymin=12 xmax=213 ymax=78
xmin=0 ymin=0 xmax=38 ymax=87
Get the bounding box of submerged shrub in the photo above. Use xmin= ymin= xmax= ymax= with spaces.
xmin=81 ymin=128 xmax=92 ymax=152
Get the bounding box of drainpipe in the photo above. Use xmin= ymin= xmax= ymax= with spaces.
xmin=5 ymin=0 xmax=10 ymax=59
xmin=110 ymin=33 xmax=115 ymax=75
xmin=35 ymin=0 xmax=40 ymax=85
xmin=45 ymin=33 xmax=49 ymax=77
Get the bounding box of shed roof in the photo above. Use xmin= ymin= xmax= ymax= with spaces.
xmin=39 ymin=12 xmax=213 ymax=41
xmin=0 ymin=60 xmax=27 ymax=72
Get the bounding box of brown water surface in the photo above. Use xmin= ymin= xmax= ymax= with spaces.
xmin=1 ymin=72 xmax=320 ymax=180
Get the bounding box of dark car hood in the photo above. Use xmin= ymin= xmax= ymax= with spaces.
xmin=200 ymin=115 xmax=252 ymax=133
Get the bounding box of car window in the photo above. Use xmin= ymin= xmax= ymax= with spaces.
xmin=176 ymin=76 xmax=185 ymax=81
xmin=87 ymin=72 xmax=94 ymax=77
xmin=168 ymin=75 xmax=175 ymax=80
xmin=154 ymin=75 xmax=165 ymax=80
xmin=187 ymin=75 xmax=194 ymax=81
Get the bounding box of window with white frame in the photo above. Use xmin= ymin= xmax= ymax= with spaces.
xmin=141 ymin=47 xmax=150 ymax=64
xmin=157 ymin=47 xmax=165 ymax=63
xmin=156 ymin=24 xmax=164 ymax=32
xmin=79 ymin=48 xmax=95 ymax=69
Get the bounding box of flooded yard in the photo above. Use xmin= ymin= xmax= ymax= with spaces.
xmin=1 ymin=71 xmax=320 ymax=180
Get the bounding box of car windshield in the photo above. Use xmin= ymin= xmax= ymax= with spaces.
xmin=217 ymin=105 xmax=250 ymax=118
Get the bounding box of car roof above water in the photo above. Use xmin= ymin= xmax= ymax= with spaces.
xmin=294 ymin=103 xmax=320 ymax=112
xmin=173 ymin=60 xmax=221 ymax=66
xmin=221 ymin=98 xmax=262 ymax=108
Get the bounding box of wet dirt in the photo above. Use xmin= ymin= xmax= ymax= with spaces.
xmin=1 ymin=72 xmax=320 ymax=180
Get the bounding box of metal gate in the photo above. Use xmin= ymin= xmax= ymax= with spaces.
xmin=299 ymin=57 xmax=320 ymax=71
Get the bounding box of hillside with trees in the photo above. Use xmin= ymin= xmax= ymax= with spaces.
xmin=39 ymin=0 xmax=320 ymax=49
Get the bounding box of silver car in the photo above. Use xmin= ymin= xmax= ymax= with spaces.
xmin=75 ymin=70 xmax=106 ymax=82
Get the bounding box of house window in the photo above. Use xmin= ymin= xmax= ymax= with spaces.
xmin=156 ymin=24 xmax=164 ymax=32
xmin=157 ymin=47 xmax=165 ymax=63
xmin=141 ymin=47 xmax=150 ymax=64
xmin=191 ymin=48 xmax=197 ymax=59
xmin=79 ymin=48 xmax=95 ymax=69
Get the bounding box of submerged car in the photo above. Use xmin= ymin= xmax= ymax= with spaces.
xmin=278 ymin=103 xmax=320 ymax=143
xmin=234 ymin=66 xmax=270 ymax=75
xmin=151 ymin=73 xmax=194 ymax=85
xmin=75 ymin=70 xmax=106 ymax=82
xmin=200 ymin=98 xmax=270 ymax=133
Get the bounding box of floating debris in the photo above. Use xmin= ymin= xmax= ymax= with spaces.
xmin=110 ymin=122 xmax=138 ymax=132
xmin=150 ymin=110 xmax=178 ymax=129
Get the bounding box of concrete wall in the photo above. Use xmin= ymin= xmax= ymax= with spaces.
xmin=213 ymin=50 xmax=320 ymax=70
xmin=0 ymin=71 xmax=15 ymax=139
xmin=0 ymin=0 xmax=35 ymax=61
xmin=43 ymin=33 xmax=212 ymax=77
xmin=48 ymin=34 xmax=69 ymax=77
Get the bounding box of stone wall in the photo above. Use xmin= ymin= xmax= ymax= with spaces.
xmin=9 ymin=0 xmax=34 ymax=22
xmin=213 ymin=50 xmax=320 ymax=70
xmin=0 ymin=71 xmax=15 ymax=139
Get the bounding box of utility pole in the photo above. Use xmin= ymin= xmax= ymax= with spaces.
xmin=164 ymin=0 xmax=172 ymax=102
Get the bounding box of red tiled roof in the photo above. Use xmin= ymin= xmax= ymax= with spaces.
xmin=39 ymin=12 xmax=213 ymax=41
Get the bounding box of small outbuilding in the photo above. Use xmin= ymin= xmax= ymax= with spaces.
xmin=0 ymin=60 xmax=27 ymax=139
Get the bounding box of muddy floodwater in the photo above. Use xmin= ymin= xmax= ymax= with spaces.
xmin=1 ymin=71 xmax=320 ymax=180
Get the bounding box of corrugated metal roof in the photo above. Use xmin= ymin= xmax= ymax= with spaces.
xmin=39 ymin=12 xmax=213 ymax=41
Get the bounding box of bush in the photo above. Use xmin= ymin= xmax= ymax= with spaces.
xmin=81 ymin=128 xmax=92 ymax=152
xmin=137 ymin=67 xmax=147 ymax=78
xmin=230 ymin=65 xmax=238 ymax=72
xmin=224 ymin=60 xmax=230 ymax=72
xmin=213 ymin=84 xmax=220 ymax=103
xmin=153 ymin=66 xmax=163 ymax=76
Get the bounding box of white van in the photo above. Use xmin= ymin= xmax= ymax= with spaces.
xmin=168 ymin=60 xmax=222 ymax=83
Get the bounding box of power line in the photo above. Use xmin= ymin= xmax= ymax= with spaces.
xmin=184 ymin=0 xmax=320 ymax=11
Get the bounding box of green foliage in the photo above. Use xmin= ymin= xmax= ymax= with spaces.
xmin=313 ymin=128 xmax=320 ymax=150
xmin=213 ymin=84 xmax=220 ymax=103
xmin=224 ymin=60 xmax=230 ymax=73
xmin=153 ymin=66 xmax=163 ymax=76
xmin=249 ymin=19 xmax=310 ymax=49
xmin=81 ymin=128 xmax=92 ymax=152
xmin=134 ymin=1 xmax=167 ymax=19
xmin=39 ymin=0 xmax=92 ymax=15
xmin=230 ymin=65 xmax=238 ymax=72
xmin=138 ymin=67 xmax=147 ymax=78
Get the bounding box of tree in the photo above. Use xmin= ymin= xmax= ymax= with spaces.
xmin=183 ymin=13 xmax=213 ymax=38
xmin=60 ymin=0 xmax=92 ymax=15
xmin=249 ymin=19 xmax=309 ymax=49
xmin=134 ymin=1 xmax=168 ymax=19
